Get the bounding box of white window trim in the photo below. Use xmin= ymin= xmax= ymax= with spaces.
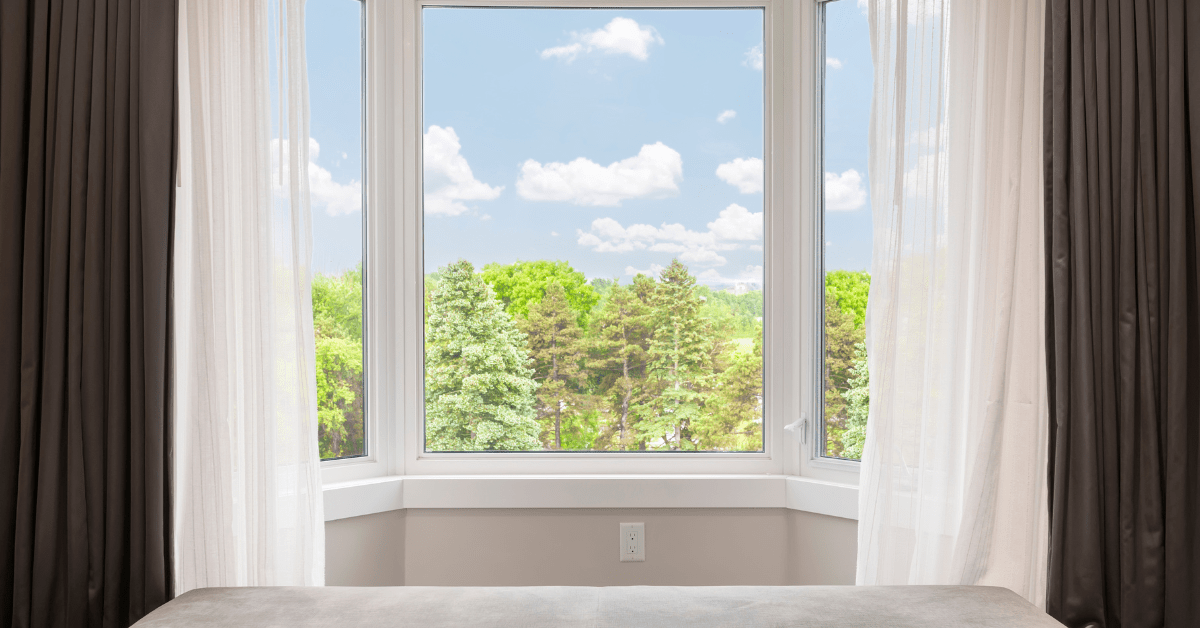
xmin=321 ymin=0 xmax=860 ymax=505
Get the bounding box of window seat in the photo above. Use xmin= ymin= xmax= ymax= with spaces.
xmin=135 ymin=585 xmax=1058 ymax=627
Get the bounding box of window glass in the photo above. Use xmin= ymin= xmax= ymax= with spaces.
xmin=822 ymin=0 xmax=872 ymax=460
xmin=306 ymin=0 xmax=366 ymax=460
xmin=422 ymin=8 xmax=765 ymax=452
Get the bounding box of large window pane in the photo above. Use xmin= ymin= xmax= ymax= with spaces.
xmin=822 ymin=0 xmax=872 ymax=460
xmin=422 ymin=8 xmax=765 ymax=452
xmin=306 ymin=0 xmax=365 ymax=460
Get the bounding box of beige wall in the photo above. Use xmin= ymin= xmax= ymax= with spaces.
xmin=326 ymin=508 xmax=406 ymax=586
xmin=326 ymin=508 xmax=856 ymax=587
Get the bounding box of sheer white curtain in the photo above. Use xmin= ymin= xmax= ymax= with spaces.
xmin=174 ymin=0 xmax=324 ymax=592
xmin=856 ymin=0 xmax=1048 ymax=605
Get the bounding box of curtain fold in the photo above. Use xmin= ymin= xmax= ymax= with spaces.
xmin=856 ymin=0 xmax=1049 ymax=604
xmin=173 ymin=0 xmax=324 ymax=592
xmin=1043 ymin=1 xmax=1200 ymax=626
xmin=0 ymin=0 xmax=178 ymax=626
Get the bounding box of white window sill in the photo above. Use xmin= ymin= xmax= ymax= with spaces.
xmin=323 ymin=475 xmax=858 ymax=522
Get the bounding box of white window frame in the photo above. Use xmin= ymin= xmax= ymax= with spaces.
xmin=806 ymin=0 xmax=864 ymax=477
xmin=321 ymin=0 xmax=860 ymax=491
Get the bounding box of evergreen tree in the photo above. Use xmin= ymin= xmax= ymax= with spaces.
xmin=520 ymin=283 xmax=587 ymax=449
xmin=701 ymin=330 xmax=764 ymax=450
xmin=424 ymin=260 xmax=541 ymax=451
xmin=823 ymin=300 xmax=859 ymax=457
xmin=644 ymin=260 xmax=710 ymax=450
xmin=840 ymin=341 xmax=870 ymax=459
xmin=589 ymin=283 xmax=652 ymax=450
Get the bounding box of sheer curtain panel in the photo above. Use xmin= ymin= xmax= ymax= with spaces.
xmin=856 ymin=0 xmax=1049 ymax=604
xmin=174 ymin=0 xmax=325 ymax=592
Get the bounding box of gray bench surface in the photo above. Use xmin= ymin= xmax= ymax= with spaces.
xmin=134 ymin=585 xmax=1063 ymax=627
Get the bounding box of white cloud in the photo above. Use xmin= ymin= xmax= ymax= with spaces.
xmin=707 ymin=204 xmax=763 ymax=241
xmin=423 ymin=125 xmax=504 ymax=216
xmin=824 ymin=169 xmax=867 ymax=211
xmin=715 ymin=157 xmax=764 ymax=194
xmin=577 ymin=203 xmax=762 ymax=268
xmin=517 ymin=142 xmax=682 ymax=206
xmin=743 ymin=44 xmax=763 ymax=71
xmin=716 ymin=110 xmax=737 ymax=124
xmin=540 ymin=17 xmax=663 ymax=62
xmin=697 ymin=265 xmax=764 ymax=287
xmin=541 ymin=43 xmax=584 ymax=60
xmin=341 ymin=151 xmax=348 ymax=160
xmin=826 ymin=57 xmax=843 ymax=70
xmin=858 ymin=0 xmax=868 ymax=14
xmin=625 ymin=263 xmax=666 ymax=278
xmin=551 ymin=231 xmax=560 ymax=237
xmin=271 ymin=137 xmax=362 ymax=216
xmin=480 ymin=214 xmax=492 ymax=221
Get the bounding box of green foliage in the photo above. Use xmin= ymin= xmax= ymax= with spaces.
xmin=825 ymin=270 xmax=870 ymax=328
xmin=482 ymin=260 xmax=599 ymax=326
xmin=698 ymin=329 xmax=763 ymax=451
xmin=313 ymin=265 xmax=365 ymax=459
xmin=559 ymin=409 xmax=603 ymax=451
xmin=313 ymin=257 xmax=778 ymax=455
xmin=424 ymin=260 xmax=542 ymax=451
xmin=840 ymin=341 xmax=870 ymax=460
xmin=588 ymin=283 xmax=653 ymax=450
xmin=822 ymin=270 xmax=871 ymax=460
xmin=521 ymin=283 xmax=588 ymax=449
xmin=642 ymin=260 xmax=714 ymax=451
xmin=699 ymin=287 xmax=764 ymax=339
xmin=589 ymin=277 xmax=618 ymax=298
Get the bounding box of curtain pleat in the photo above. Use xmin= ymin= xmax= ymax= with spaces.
xmin=0 ymin=1 xmax=177 ymax=626
xmin=1044 ymin=1 xmax=1200 ymax=626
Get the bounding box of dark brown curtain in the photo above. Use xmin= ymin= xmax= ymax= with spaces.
xmin=0 ymin=1 xmax=177 ymax=627
xmin=1044 ymin=0 xmax=1200 ymax=627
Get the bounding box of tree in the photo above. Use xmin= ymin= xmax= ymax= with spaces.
xmin=699 ymin=287 xmax=764 ymax=340
xmin=313 ymin=264 xmax=365 ymax=459
xmin=825 ymin=270 xmax=871 ymax=327
xmin=481 ymin=260 xmax=599 ymax=326
xmin=700 ymin=330 xmax=763 ymax=451
xmin=823 ymin=270 xmax=870 ymax=458
xmin=589 ymin=283 xmax=653 ymax=450
xmin=424 ymin=260 xmax=541 ymax=451
xmin=840 ymin=341 xmax=870 ymax=460
xmin=521 ymin=283 xmax=587 ymax=449
xmin=643 ymin=260 xmax=711 ymax=450
xmin=823 ymin=300 xmax=860 ymax=458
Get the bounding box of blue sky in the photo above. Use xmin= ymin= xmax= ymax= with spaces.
xmin=302 ymin=0 xmax=872 ymax=283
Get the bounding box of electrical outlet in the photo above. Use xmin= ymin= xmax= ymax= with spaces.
xmin=619 ymin=522 xmax=645 ymax=562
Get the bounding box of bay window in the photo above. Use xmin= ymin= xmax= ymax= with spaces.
xmin=317 ymin=0 xmax=859 ymax=494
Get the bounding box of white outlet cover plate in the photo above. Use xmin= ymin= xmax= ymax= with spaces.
xmin=619 ymin=522 xmax=645 ymax=562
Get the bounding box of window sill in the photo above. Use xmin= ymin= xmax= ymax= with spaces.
xmin=322 ymin=475 xmax=858 ymax=522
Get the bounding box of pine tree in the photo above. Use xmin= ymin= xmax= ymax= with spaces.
xmin=823 ymin=299 xmax=859 ymax=457
xmin=590 ymin=283 xmax=652 ymax=450
xmin=840 ymin=341 xmax=870 ymax=459
xmin=424 ymin=260 xmax=541 ymax=451
xmin=644 ymin=260 xmax=710 ymax=450
xmin=701 ymin=330 xmax=763 ymax=450
xmin=520 ymin=283 xmax=586 ymax=449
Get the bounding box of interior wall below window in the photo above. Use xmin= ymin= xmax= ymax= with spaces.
xmin=325 ymin=508 xmax=857 ymax=586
